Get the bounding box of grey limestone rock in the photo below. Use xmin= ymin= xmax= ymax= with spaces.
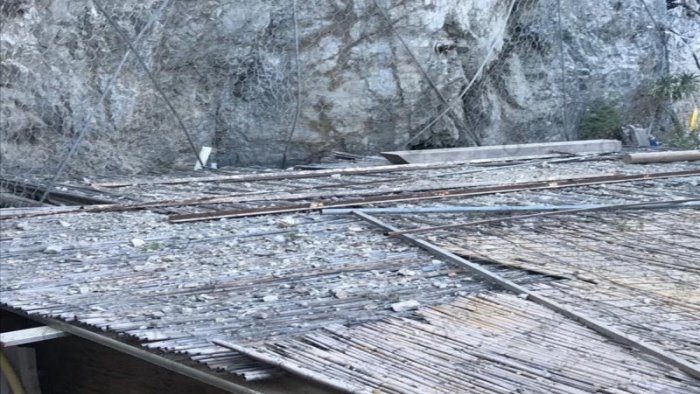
xmin=1 ymin=1 xmax=696 ymax=173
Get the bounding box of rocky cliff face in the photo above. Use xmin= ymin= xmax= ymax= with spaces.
xmin=0 ymin=0 xmax=696 ymax=174
xmin=666 ymin=2 xmax=700 ymax=124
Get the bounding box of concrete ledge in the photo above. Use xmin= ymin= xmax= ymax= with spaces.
xmin=382 ymin=140 xmax=622 ymax=164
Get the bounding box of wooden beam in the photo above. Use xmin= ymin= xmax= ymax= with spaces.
xmin=622 ymin=150 xmax=700 ymax=164
xmin=0 ymin=326 xmax=66 ymax=347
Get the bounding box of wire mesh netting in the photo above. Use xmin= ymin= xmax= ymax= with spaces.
xmin=1 ymin=0 xmax=698 ymax=205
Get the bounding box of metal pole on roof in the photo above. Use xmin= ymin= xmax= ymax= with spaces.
xmin=321 ymin=201 xmax=700 ymax=215
xmin=352 ymin=211 xmax=700 ymax=380
xmin=387 ymin=198 xmax=700 ymax=236
xmin=323 ymin=205 xmax=605 ymax=215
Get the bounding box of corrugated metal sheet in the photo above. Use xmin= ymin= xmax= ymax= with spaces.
xmin=398 ymin=209 xmax=700 ymax=364
xmin=0 ymin=211 xmax=548 ymax=379
xmin=1 ymin=156 xmax=699 ymax=389
xmin=238 ymin=293 xmax=700 ymax=393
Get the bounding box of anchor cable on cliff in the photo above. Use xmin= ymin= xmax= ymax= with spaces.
xmin=39 ymin=0 xmax=176 ymax=203
xmin=405 ymin=0 xmax=519 ymax=147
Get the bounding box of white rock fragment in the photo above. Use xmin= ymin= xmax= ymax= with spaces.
xmin=262 ymin=295 xmax=279 ymax=302
xmin=432 ymin=281 xmax=448 ymax=289
xmin=278 ymin=217 xmax=297 ymax=228
xmin=180 ymin=307 xmax=193 ymax=314
xmin=59 ymin=220 xmax=71 ymax=228
xmin=397 ymin=268 xmax=416 ymax=276
xmin=331 ymin=289 xmax=349 ymax=299
xmin=130 ymin=238 xmax=145 ymax=248
xmin=391 ymin=300 xmax=420 ymax=312
xmin=44 ymin=245 xmax=63 ymax=254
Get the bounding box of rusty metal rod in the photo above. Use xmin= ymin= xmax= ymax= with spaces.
xmin=322 ymin=201 xmax=700 ymax=215
xmin=169 ymin=170 xmax=700 ymax=223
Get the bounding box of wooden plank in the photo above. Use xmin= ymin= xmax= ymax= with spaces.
xmin=0 ymin=326 xmax=66 ymax=347
xmin=382 ymin=140 xmax=622 ymax=164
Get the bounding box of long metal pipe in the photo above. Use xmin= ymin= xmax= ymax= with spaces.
xmin=623 ymin=150 xmax=700 ymax=164
xmin=388 ymin=199 xmax=700 ymax=236
xmin=353 ymin=211 xmax=700 ymax=380
xmin=321 ymin=202 xmax=700 ymax=215
xmin=169 ymin=170 xmax=700 ymax=223
xmin=10 ymin=311 xmax=262 ymax=394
